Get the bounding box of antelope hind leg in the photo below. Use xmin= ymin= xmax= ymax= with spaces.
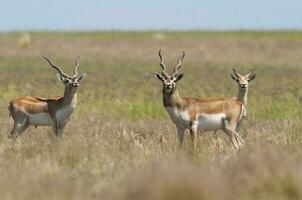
xmin=9 ymin=118 xmax=29 ymax=138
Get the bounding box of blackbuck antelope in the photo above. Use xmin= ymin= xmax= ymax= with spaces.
xmin=231 ymin=68 xmax=255 ymax=107
xmin=230 ymin=68 xmax=256 ymax=133
xmin=8 ymin=57 xmax=86 ymax=138
xmin=154 ymin=50 xmax=245 ymax=150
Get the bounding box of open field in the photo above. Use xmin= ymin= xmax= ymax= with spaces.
xmin=0 ymin=31 xmax=302 ymax=199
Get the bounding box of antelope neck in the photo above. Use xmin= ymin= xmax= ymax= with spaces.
xmin=237 ymin=86 xmax=248 ymax=106
xmin=163 ymin=87 xmax=183 ymax=108
xmin=62 ymin=86 xmax=78 ymax=106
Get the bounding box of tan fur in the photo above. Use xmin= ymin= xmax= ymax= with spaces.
xmin=8 ymin=57 xmax=85 ymax=138
xmin=163 ymin=89 xmax=243 ymax=118
xmin=162 ymin=87 xmax=244 ymax=150
xmin=155 ymin=50 xmax=245 ymax=150
xmin=229 ymin=69 xmax=256 ymax=134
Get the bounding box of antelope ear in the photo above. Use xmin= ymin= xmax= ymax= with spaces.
xmin=57 ymin=73 xmax=66 ymax=83
xmin=231 ymin=73 xmax=237 ymax=81
xmin=77 ymin=73 xmax=87 ymax=82
xmin=175 ymin=73 xmax=184 ymax=82
xmin=248 ymin=73 xmax=256 ymax=82
xmin=154 ymin=72 xmax=164 ymax=82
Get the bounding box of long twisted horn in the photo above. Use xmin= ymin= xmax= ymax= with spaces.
xmin=172 ymin=51 xmax=185 ymax=76
xmin=158 ymin=49 xmax=168 ymax=77
xmin=43 ymin=56 xmax=69 ymax=78
xmin=71 ymin=56 xmax=80 ymax=78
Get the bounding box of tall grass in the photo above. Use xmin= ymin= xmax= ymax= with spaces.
xmin=0 ymin=31 xmax=302 ymax=199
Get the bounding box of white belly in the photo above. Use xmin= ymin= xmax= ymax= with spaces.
xmin=165 ymin=107 xmax=190 ymax=128
xmin=197 ymin=113 xmax=226 ymax=131
xmin=27 ymin=106 xmax=74 ymax=127
xmin=56 ymin=106 xmax=74 ymax=123
xmin=165 ymin=107 xmax=226 ymax=131
xmin=28 ymin=113 xmax=53 ymax=126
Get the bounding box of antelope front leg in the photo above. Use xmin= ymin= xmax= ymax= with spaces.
xmin=58 ymin=120 xmax=69 ymax=136
xmin=52 ymin=123 xmax=60 ymax=137
xmin=222 ymin=118 xmax=240 ymax=150
xmin=51 ymin=117 xmax=62 ymax=137
xmin=176 ymin=126 xmax=185 ymax=148
xmin=228 ymin=128 xmax=244 ymax=148
xmin=58 ymin=118 xmax=70 ymax=136
xmin=234 ymin=130 xmax=245 ymax=145
xmin=50 ymin=113 xmax=65 ymax=137
xmin=53 ymin=117 xmax=70 ymax=137
xmin=231 ymin=120 xmax=245 ymax=145
xmin=189 ymin=121 xmax=198 ymax=151
xmin=226 ymin=130 xmax=239 ymax=150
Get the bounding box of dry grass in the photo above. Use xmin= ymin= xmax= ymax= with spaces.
xmin=0 ymin=31 xmax=302 ymax=199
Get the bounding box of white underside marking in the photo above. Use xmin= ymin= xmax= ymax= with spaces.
xmin=27 ymin=106 xmax=75 ymax=126
xmin=165 ymin=107 xmax=190 ymax=128
xmin=165 ymin=107 xmax=227 ymax=131
xmin=197 ymin=113 xmax=226 ymax=131
xmin=28 ymin=113 xmax=53 ymax=126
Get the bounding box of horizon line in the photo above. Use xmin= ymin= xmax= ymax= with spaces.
xmin=1 ymin=28 xmax=302 ymax=33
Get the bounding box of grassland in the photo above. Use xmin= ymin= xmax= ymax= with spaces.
xmin=0 ymin=31 xmax=302 ymax=199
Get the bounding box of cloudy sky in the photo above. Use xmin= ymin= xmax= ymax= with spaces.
xmin=1 ymin=0 xmax=301 ymax=31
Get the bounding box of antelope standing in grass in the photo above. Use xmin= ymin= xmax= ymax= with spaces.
xmin=230 ymin=68 xmax=256 ymax=133
xmin=8 ymin=57 xmax=86 ymax=138
xmin=154 ymin=50 xmax=245 ymax=150
xmin=213 ymin=69 xmax=256 ymax=137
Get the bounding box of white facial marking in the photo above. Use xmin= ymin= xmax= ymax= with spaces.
xmin=197 ymin=113 xmax=226 ymax=131
xmin=28 ymin=113 xmax=52 ymax=126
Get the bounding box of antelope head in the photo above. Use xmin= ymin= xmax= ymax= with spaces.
xmin=43 ymin=56 xmax=86 ymax=92
xmin=154 ymin=49 xmax=185 ymax=93
xmin=231 ymin=69 xmax=256 ymax=89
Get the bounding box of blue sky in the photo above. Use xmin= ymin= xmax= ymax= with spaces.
xmin=1 ymin=0 xmax=301 ymax=31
